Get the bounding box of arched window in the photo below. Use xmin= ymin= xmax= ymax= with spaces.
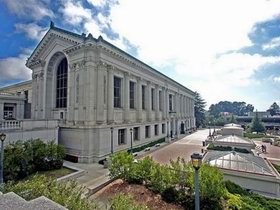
xmin=56 ymin=58 xmax=68 ymax=108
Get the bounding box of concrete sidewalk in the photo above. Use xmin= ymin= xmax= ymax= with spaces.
xmin=64 ymin=161 xmax=110 ymax=194
xmin=64 ymin=132 xmax=196 ymax=195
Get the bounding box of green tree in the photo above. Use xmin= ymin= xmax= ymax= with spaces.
xmin=250 ymin=111 xmax=265 ymax=133
xmin=194 ymin=92 xmax=206 ymax=128
xmin=229 ymin=114 xmax=237 ymax=123
xmin=267 ymin=102 xmax=280 ymax=116
xmin=209 ymin=101 xmax=254 ymax=117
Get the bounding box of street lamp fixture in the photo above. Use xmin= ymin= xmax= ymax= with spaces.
xmin=130 ymin=128 xmax=133 ymax=154
xmin=191 ymin=152 xmax=203 ymax=210
xmin=0 ymin=132 xmax=6 ymax=185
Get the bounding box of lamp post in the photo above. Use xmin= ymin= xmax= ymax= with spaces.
xmin=191 ymin=153 xmax=203 ymax=210
xmin=0 ymin=132 xmax=6 ymax=185
xmin=130 ymin=128 xmax=133 ymax=154
xmin=213 ymin=119 xmax=216 ymax=135
xmin=110 ymin=127 xmax=114 ymax=155
xmin=208 ymin=121 xmax=211 ymax=136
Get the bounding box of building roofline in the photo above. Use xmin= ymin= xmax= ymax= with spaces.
xmin=28 ymin=21 xmax=195 ymax=95
xmin=0 ymin=80 xmax=32 ymax=91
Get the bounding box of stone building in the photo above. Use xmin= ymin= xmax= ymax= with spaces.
xmin=2 ymin=22 xmax=196 ymax=163
xmin=0 ymin=80 xmax=32 ymax=120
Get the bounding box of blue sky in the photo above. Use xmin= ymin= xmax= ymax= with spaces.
xmin=0 ymin=0 xmax=280 ymax=111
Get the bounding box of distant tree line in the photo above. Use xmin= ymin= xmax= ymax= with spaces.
xmin=267 ymin=102 xmax=280 ymax=116
xmin=209 ymin=101 xmax=254 ymax=117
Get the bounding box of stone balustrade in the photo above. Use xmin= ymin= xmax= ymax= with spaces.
xmin=0 ymin=120 xmax=22 ymax=130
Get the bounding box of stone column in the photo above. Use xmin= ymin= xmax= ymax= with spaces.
xmin=165 ymin=89 xmax=169 ymax=120
xmin=124 ymin=72 xmax=130 ymax=122
xmin=86 ymin=61 xmax=96 ymax=124
xmin=107 ymin=66 xmax=114 ymax=123
xmin=96 ymin=62 xmax=105 ymax=124
xmin=147 ymin=82 xmax=152 ymax=121
xmin=162 ymin=87 xmax=166 ymax=120
xmin=0 ymin=102 xmax=3 ymax=120
xmin=136 ymin=77 xmax=142 ymax=122
xmin=38 ymin=72 xmax=44 ymax=119
xmin=155 ymin=85 xmax=160 ymax=120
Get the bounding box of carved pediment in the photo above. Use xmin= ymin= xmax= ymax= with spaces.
xmin=26 ymin=26 xmax=84 ymax=69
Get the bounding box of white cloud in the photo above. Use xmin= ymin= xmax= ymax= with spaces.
xmin=106 ymin=0 xmax=280 ymax=108
xmin=263 ymin=37 xmax=280 ymax=50
xmin=59 ymin=0 xmax=92 ymax=25
xmin=15 ymin=23 xmax=48 ymax=41
xmin=87 ymin=0 xmax=106 ymax=7
xmin=59 ymin=0 xmax=129 ymax=51
xmin=273 ymin=76 xmax=280 ymax=82
xmin=3 ymin=0 xmax=54 ymax=20
xmin=0 ymin=52 xmax=31 ymax=84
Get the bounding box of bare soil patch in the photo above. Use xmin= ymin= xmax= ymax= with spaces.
xmin=94 ymin=179 xmax=183 ymax=210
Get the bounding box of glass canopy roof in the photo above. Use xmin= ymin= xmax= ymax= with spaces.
xmin=205 ymin=151 xmax=274 ymax=176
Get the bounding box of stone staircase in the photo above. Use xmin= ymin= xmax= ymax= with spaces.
xmin=0 ymin=192 xmax=67 ymax=210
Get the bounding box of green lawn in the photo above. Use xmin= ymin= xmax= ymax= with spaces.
xmin=36 ymin=167 xmax=75 ymax=179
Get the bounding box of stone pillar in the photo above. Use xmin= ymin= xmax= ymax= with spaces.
xmin=155 ymin=85 xmax=160 ymax=120
xmin=0 ymin=102 xmax=3 ymax=120
xmin=124 ymin=72 xmax=130 ymax=122
xmin=86 ymin=61 xmax=96 ymax=124
xmin=96 ymin=63 xmax=105 ymax=124
xmin=147 ymin=82 xmax=152 ymax=121
xmin=162 ymin=87 xmax=166 ymax=120
xmin=107 ymin=66 xmax=114 ymax=123
xmin=37 ymin=72 xmax=44 ymax=119
xmin=136 ymin=77 xmax=142 ymax=122
xmin=165 ymin=89 xmax=169 ymax=120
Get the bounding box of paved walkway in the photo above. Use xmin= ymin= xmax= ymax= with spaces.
xmin=64 ymin=161 xmax=109 ymax=188
xmin=253 ymin=141 xmax=280 ymax=160
xmin=148 ymin=129 xmax=208 ymax=164
xmin=64 ymin=130 xmax=208 ymax=194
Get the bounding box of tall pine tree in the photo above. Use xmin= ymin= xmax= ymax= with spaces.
xmin=194 ymin=92 xmax=206 ymax=128
xmin=250 ymin=111 xmax=265 ymax=133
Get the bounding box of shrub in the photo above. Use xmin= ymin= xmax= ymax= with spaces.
xmin=110 ymin=193 xmax=149 ymax=210
xmin=225 ymin=191 xmax=242 ymax=210
xmin=127 ymin=138 xmax=165 ymax=153
xmin=161 ymin=187 xmax=178 ymax=203
xmin=135 ymin=156 xmax=156 ymax=184
xmin=188 ymin=164 xmax=226 ymax=201
xmin=3 ymin=139 xmax=65 ymax=182
xmin=109 ymin=151 xmax=134 ymax=181
xmin=3 ymin=175 xmax=98 ymax=210
xmin=148 ymin=164 xmax=173 ymax=193
xmin=225 ymin=180 xmax=248 ymax=195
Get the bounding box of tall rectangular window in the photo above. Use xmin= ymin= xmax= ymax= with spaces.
xmin=114 ymin=77 xmax=122 ymax=108
xmin=142 ymin=85 xmax=146 ymax=110
xmin=145 ymin=126 xmax=150 ymax=138
xmin=129 ymin=81 xmax=135 ymax=109
xmin=118 ymin=129 xmax=126 ymax=145
xmin=159 ymin=90 xmax=162 ymax=111
xmin=134 ymin=127 xmax=140 ymax=141
xmin=169 ymin=94 xmax=173 ymax=111
xmin=151 ymin=88 xmax=155 ymax=110
xmin=162 ymin=124 xmax=166 ymax=134
xmin=154 ymin=124 xmax=159 ymax=136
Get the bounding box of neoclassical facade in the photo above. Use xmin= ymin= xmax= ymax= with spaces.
xmin=26 ymin=22 xmax=196 ymax=162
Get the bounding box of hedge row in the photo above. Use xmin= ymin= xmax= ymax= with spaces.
xmin=207 ymin=143 xmax=250 ymax=153
xmin=127 ymin=137 xmax=165 ymax=153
